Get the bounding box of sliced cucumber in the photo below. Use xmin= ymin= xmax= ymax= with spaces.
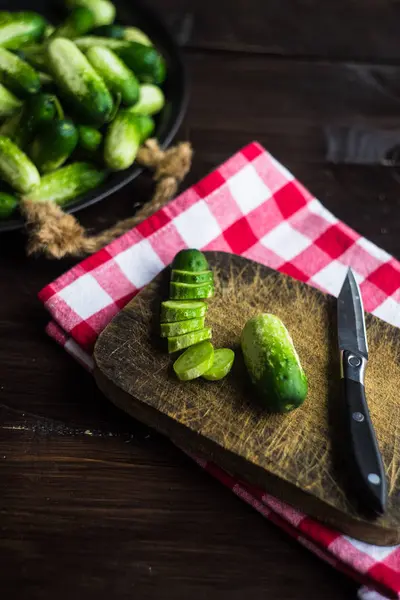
xmin=170 ymin=281 xmax=214 ymax=300
xmin=203 ymin=348 xmax=235 ymax=381
xmin=173 ymin=341 xmax=214 ymax=381
xmin=160 ymin=300 xmax=207 ymax=323
xmin=127 ymin=83 xmax=165 ymax=116
xmin=168 ymin=327 xmax=212 ymax=353
xmin=172 ymin=249 xmax=209 ymax=272
xmin=160 ymin=317 xmax=205 ymax=338
xmin=171 ymin=269 xmax=213 ymax=285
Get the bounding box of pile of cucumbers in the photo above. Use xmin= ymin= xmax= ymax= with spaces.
xmin=160 ymin=249 xmax=235 ymax=382
xmin=0 ymin=0 xmax=167 ymax=219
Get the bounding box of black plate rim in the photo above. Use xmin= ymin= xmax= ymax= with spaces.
xmin=0 ymin=0 xmax=189 ymax=233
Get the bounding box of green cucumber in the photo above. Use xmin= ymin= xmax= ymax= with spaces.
xmin=0 ymin=82 xmax=21 ymax=117
xmin=22 ymin=161 xmax=106 ymax=205
xmin=171 ymin=269 xmax=213 ymax=285
xmin=241 ymin=314 xmax=308 ymax=413
xmin=46 ymin=37 xmax=114 ymax=125
xmin=65 ymin=0 xmax=116 ymax=28
xmin=43 ymin=24 xmax=56 ymax=39
xmin=0 ymin=93 xmax=58 ymax=149
xmin=0 ymin=190 xmax=18 ymax=218
xmin=77 ymin=124 xmax=102 ymax=152
xmin=86 ymin=45 xmax=139 ymax=106
xmin=91 ymin=24 xmax=124 ymax=39
xmin=0 ymin=12 xmax=47 ymax=50
xmin=104 ymin=109 xmax=140 ymax=170
xmin=19 ymin=44 xmax=48 ymax=73
xmin=115 ymin=42 xmax=166 ymax=84
xmin=123 ymin=27 xmax=152 ymax=47
xmin=172 ymin=249 xmax=209 ymax=272
xmin=170 ymin=282 xmax=214 ymax=300
xmin=75 ymin=36 xmax=130 ymax=51
xmin=30 ymin=119 xmax=79 ymax=173
xmin=0 ymin=135 xmax=40 ymax=193
xmin=160 ymin=300 xmax=207 ymax=323
xmin=160 ymin=317 xmax=205 ymax=338
xmin=203 ymin=348 xmax=235 ymax=381
xmin=50 ymin=7 xmax=95 ymax=39
xmin=173 ymin=341 xmax=214 ymax=381
xmin=0 ymin=46 xmax=40 ymax=96
xmin=168 ymin=327 xmax=212 ymax=353
xmin=130 ymin=113 xmax=154 ymax=143
xmin=127 ymin=84 xmax=165 ymax=116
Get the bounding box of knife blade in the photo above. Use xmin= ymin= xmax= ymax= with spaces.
xmin=337 ymin=268 xmax=387 ymax=515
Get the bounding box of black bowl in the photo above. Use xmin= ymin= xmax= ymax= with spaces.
xmin=0 ymin=0 xmax=188 ymax=232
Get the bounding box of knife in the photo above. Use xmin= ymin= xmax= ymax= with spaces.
xmin=337 ymin=268 xmax=387 ymax=515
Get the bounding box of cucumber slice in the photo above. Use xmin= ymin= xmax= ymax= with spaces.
xmin=160 ymin=300 xmax=207 ymax=323
xmin=173 ymin=341 xmax=214 ymax=381
xmin=160 ymin=317 xmax=205 ymax=338
xmin=171 ymin=269 xmax=214 ymax=285
xmin=170 ymin=281 xmax=214 ymax=300
xmin=168 ymin=328 xmax=212 ymax=353
xmin=172 ymin=249 xmax=209 ymax=272
xmin=203 ymin=348 xmax=235 ymax=381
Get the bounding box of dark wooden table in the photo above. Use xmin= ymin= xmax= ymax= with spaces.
xmin=1 ymin=2 xmax=400 ymax=599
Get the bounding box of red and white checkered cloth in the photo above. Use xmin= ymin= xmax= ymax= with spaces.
xmin=38 ymin=142 xmax=400 ymax=600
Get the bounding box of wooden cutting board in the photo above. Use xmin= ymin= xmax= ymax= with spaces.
xmin=93 ymin=251 xmax=400 ymax=545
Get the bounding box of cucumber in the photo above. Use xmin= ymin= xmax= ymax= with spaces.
xmin=123 ymin=27 xmax=152 ymax=47
xmin=0 ymin=93 xmax=58 ymax=149
xmin=75 ymin=36 xmax=130 ymax=51
xmin=86 ymin=45 xmax=139 ymax=106
xmin=115 ymin=42 xmax=166 ymax=85
xmin=0 ymin=47 xmax=40 ymax=96
xmin=173 ymin=341 xmax=214 ymax=381
xmin=160 ymin=317 xmax=205 ymax=338
xmin=0 ymin=190 xmax=18 ymax=218
xmin=203 ymin=348 xmax=235 ymax=381
xmin=168 ymin=327 xmax=212 ymax=353
xmin=127 ymin=84 xmax=165 ymax=116
xmin=22 ymin=161 xmax=106 ymax=205
xmin=43 ymin=24 xmax=56 ymax=39
xmin=46 ymin=37 xmax=114 ymax=125
xmin=77 ymin=124 xmax=102 ymax=152
xmin=160 ymin=300 xmax=207 ymax=323
xmin=241 ymin=314 xmax=308 ymax=413
xmin=130 ymin=114 xmax=154 ymax=143
xmin=170 ymin=282 xmax=214 ymax=299
xmin=30 ymin=119 xmax=79 ymax=173
xmin=0 ymin=82 xmax=21 ymax=117
xmin=104 ymin=109 xmax=141 ymax=170
xmin=172 ymin=249 xmax=209 ymax=272
xmin=171 ymin=270 xmax=213 ymax=285
xmin=50 ymin=7 xmax=95 ymax=39
xmin=66 ymin=0 xmax=116 ymax=28
xmin=91 ymin=24 xmax=124 ymax=39
xmin=0 ymin=12 xmax=47 ymax=50
xmin=19 ymin=44 xmax=48 ymax=73
xmin=0 ymin=135 xmax=40 ymax=194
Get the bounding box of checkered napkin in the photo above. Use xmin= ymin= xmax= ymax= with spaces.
xmin=38 ymin=142 xmax=400 ymax=599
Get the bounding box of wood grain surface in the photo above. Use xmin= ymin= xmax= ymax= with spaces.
xmin=1 ymin=1 xmax=400 ymax=598
xmin=94 ymin=251 xmax=400 ymax=545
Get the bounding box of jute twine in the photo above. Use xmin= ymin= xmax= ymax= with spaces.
xmin=20 ymin=139 xmax=193 ymax=259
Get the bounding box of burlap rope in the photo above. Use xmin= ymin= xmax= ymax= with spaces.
xmin=20 ymin=139 xmax=193 ymax=259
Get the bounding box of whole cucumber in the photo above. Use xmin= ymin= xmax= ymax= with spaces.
xmin=30 ymin=119 xmax=79 ymax=173
xmin=86 ymin=45 xmax=139 ymax=105
xmin=0 ymin=93 xmax=58 ymax=149
xmin=0 ymin=190 xmax=18 ymax=218
xmin=46 ymin=37 xmax=113 ymax=125
xmin=241 ymin=313 xmax=308 ymax=412
xmin=0 ymin=135 xmax=40 ymax=194
xmin=0 ymin=46 xmax=41 ymax=96
xmin=0 ymin=82 xmax=22 ymax=118
xmin=104 ymin=109 xmax=140 ymax=170
xmin=74 ymin=36 xmax=129 ymax=52
xmin=77 ymin=124 xmax=102 ymax=152
xmin=50 ymin=7 xmax=95 ymax=40
xmin=115 ymin=42 xmax=166 ymax=85
xmin=22 ymin=161 xmax=107 ymax=205
xmin=0 ymin=12 xmax=47 ymax=50
xmin=127 ymin=83 xmax=165 ymax=116
xmin=129 ymin=114 xmax=154 ymax=143
xmin=66 ymin=0 xmax=116 ymax=28
xmin=123 ymin=27 xmax=152 ymax=47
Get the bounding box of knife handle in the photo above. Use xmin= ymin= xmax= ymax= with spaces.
xmin=341 ymin=350 xmax=387 ymax=515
